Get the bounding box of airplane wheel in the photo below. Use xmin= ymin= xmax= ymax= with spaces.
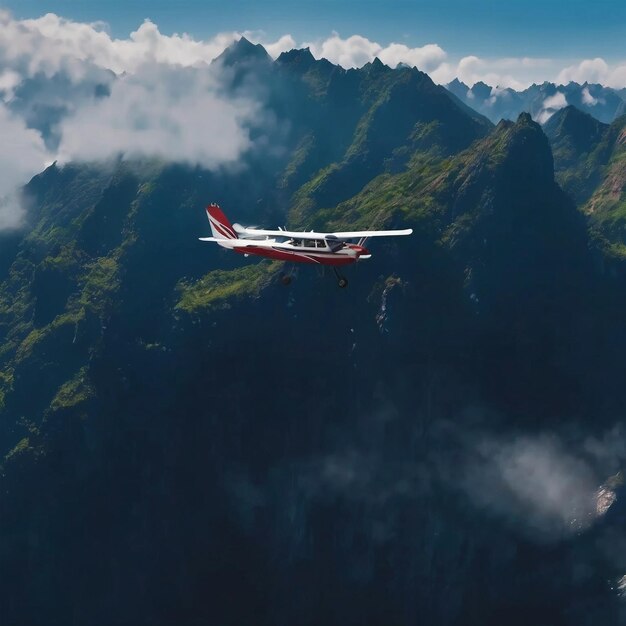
xmin=337 ymin=277 xmax=348 ymax=288
xmin=281 ymin=274 xmax=292 ymax=286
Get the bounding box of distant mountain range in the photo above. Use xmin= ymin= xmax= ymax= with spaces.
xmin=446 ymin=78 xmax=626 ymax=124
xmin=2 ymin=38 xmax=626 ymax=626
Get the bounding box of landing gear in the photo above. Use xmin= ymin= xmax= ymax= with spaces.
xmin=333 ymin=267 xmax=348 ymax=288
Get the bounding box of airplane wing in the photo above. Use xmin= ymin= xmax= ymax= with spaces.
xmin=328 ymin=229 xmax=413 ymax=239
xmin=199 ymin=237 xmax=273 ymax=247
xmin=235 ymin=228 xmax=412 ymax=239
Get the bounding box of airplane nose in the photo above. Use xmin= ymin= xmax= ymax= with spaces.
xmin=347 ymin=243 xmax=371 ymax=258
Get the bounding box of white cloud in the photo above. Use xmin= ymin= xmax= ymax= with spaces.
xmin=535 ymin=91 xmax=568 ymax=124
xmin=249 ymin=33 xmax=296 ymax=59
xmin=557 ymin=58 xmax=609 ymax=86
xmin=431 ymin=55 xmax=555 ymax=90
xmin=56 ymin=64 xmax=259 ymax=168
xmin=557 ymin=57 xmax=626 ymax=89
xmin=0 ymin=11 xmax=296 ymax=81
xmin=2 ymin=10 xmax=626 ymax=94
xmin=543 ymin=92 xmax=568 ymax=109
xmin=463 ymin=429 xmax=623 ymax=539
xmin=377 ymin=43 xmax=446 ymax=71
xmin=0 ymin=11 xmax=241 ymax=77
xmin=581 ymin=85 xmax=600 ymax=106
xmin=0 ymin=12 xmax=285 ymax=230
xmin=0 ymin=69 xmax=21 ymax=100
xmin=303 ymin=32 xmax=446 ymax=71
xmin=0 ymin=102 xmax=49 ymax=230
xmin=305 ymin=33 xmax=380 ymax=68
xmin=488 ymin=435 xmax=597 ymax=531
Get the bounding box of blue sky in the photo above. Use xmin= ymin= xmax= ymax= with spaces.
xmin=4 ymin=0 xmax=626 ymax=61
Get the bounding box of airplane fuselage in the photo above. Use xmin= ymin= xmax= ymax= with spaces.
xmin=215 ymin=237 xmax=370 ymax=266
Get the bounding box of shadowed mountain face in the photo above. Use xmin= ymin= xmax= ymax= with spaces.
xmin=544 ymin=105 xmax=611 ymax=204
xmin=448 ymin=79 xmax=626 ymax=125
xmin=544 ymin=105 xmax=609 ymax=159
xmin=3 ymin=43 xmax=626 ymax=626
xmin=544 ymin=105 xmax=626 ymax=258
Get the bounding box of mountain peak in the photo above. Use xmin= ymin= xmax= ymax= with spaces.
xmin=276 ymin=47 xmax=316 ymax=69
xmin=543 ymin=105 xmax=608 ymax=164
xmin=449 ymin=78 xmax=469 ymax=90
xmin=363 ymin=56 xmax=389 ymax=74
xmin=488 ymin=110 xmax=554 ymax=188
xmin=214 ymin=36 xmax=271 ymax=66
xmin=544 ymin=104 xmax=606 ymax=133
xmin=470 ymin=81 xmax=492 ymax=99
xmin=447 ymin=78 xmax=470 ymax=99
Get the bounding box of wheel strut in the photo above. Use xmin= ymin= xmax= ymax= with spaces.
xmin=333 ymin=267 xmax=348 ymax=288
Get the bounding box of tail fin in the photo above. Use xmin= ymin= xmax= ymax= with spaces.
xmin=206 ymin=204 xmax=238 ymax=240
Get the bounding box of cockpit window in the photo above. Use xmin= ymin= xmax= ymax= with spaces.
xmin=326 ymin=237 xmax=344 ymax=252
xmin=291 ymin=238 xmax=328 ymax=248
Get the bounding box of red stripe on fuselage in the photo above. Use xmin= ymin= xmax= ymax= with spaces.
xmin=234 ymin=246 xmax=357 ymax=266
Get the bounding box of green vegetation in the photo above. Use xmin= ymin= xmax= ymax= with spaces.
xmin=279 ymin=133 xmax=316 ymax=190
xmin=175 ymin=262 xmax=280 ymax=313
xmin=581 ymin=120 xmax=626 ymax=246
xmin=0 ymin=369 xmax=12 ymax=411
xmin=76 ymin=255 xmax=121 ymax=314
xmin=50 ymin=366 xmax=95 ymax=412
xmin=39 ymin=243 xmax=84 ymax=273
xmin=3 ymin=437 xmax=31 ymax=463
xmin=3 ymin=53 xmax=626 ymax=626
xmin=12 ymin=254 xmax=121 ymax=364
xmin=2 ymin=435 xmax=43 ymax=469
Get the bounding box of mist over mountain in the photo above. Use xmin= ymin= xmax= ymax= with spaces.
xmin=447 ymin=78 xmax=626 ymax=124
xmin=3 ymin=36 xmax=626 ymax=626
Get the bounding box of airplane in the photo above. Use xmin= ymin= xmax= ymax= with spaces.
xmin=200 ymin=203 xmax=413 ymax=288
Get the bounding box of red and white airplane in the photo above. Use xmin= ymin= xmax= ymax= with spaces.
xmin=200 ymin=204 xmax=412 ymax=287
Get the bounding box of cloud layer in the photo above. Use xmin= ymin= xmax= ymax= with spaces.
xmin=0 ymin=12 xmax=268 ymax=230
xmin=0 ymin=104 xmax=48 ymax=229
xmin=557 ymin=58 xmax=626 ymax=90
xmin=56 ymin=65 xmax=258 ymax=168
xmin=1 ymin=10 xmax=626 ymax=231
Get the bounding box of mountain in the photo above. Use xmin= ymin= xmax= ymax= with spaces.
xmin=543 ymin=105 xmax=609 ymax=204
xmin=448 ymin=79 xmax=626 ymax=124
xmin=274 ymin=53 xmax=492 ymax=225
xmin=544 ymin=105 xmax=608 ymax=158
xmin=544 ymin=104 xmax=626 ymax=256
xmin=446 ymin=77 xmax=470 ymax=100
xmin=580 ymin=116 xmax=626 ymax=256
xmin=2 ymin=41 xmax=626 ymax=626
xmin=213 ymin=35 xmax=272 ymax=66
